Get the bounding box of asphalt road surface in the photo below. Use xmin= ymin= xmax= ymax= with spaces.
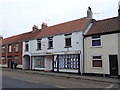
xmin=2 ymin=76 xmax=57 ymax=88
xmin=1 ymin=69 xmax=119 ymax=89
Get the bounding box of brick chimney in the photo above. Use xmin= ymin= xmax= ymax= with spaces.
xmin=87 ymin=7 xmax=93 ymax=19
xmin=118 ymin=1 xmax=120 ymax=17
xmin=41 ymin=22 xmax=48 ymax=29
xmin=32 ymin=25 xmax=38 ymax=31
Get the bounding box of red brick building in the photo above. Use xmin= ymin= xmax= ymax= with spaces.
xmin=1 ymin=25 xmax=40 ymax=68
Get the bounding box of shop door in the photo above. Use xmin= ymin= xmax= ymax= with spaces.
xmin=109 ymin=55 xmax=118 ymax=76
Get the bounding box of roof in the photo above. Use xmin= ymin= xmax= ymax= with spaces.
xmin=34 ymin=17 xmax=89 ymax=39
xmin=2 ymin=17 xmax=89 ymax=45
xmin=86 ymin=17 xmax=120 ymax=36
xmin=2 ymin=30 xmax=39 ymax=45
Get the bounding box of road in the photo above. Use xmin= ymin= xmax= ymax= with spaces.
xmin=1 ymin=69 xmax=119 ymax=89
xmin=2 ymin=76 xmax=57 ymax=88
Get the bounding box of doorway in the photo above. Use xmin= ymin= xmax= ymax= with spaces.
xmin=23 ymin=55 xmax=30 ymax=70
xmin=7 ymin=56 xmax=12 ymax=68
xmin=109 ymin=55 xmax=118 ymax=76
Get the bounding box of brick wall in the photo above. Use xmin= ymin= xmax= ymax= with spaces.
xmin=2 ymin=42 xmax=23 ymax=66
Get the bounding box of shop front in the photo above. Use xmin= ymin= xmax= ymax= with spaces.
xmin=31 ymin=50 xmax=82 ymax=74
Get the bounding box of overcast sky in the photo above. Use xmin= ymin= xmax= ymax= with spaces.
xmin=0 ymin=0 xmax=120 ymax=38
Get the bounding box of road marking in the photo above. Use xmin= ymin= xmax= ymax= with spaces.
xmin=106 ymin=85 xmax=114 ymax=88
xmin=55 ymin=86 xmax=65 ymax=88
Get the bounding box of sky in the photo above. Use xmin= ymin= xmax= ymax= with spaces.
xmin=0 ymin=0 xmax=120 ymax=38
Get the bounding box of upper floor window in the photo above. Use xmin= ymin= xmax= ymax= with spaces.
xmin=37 ymin=39 xmax=41 ymax=50
xmin=92 ymin=56 xmax=102 ymax=67
xmin=65 ymin=33 xmax=72 ymax=48
xmin=92 ymin=35 xmax=101 ymax=47
xmin=15 ymin=43 xmax=19 ymax=52
xmin=48 ymin=37 xmax=53 ymax=49
xmin=2 ymin=45 xmax=5 ymax=53
xmin=25 ymin=41 xmax=29 ymax=51
xmin=8 ymin=44 xmax=12 ymax=53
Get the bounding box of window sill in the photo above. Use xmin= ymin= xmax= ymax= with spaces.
xmin=91 ymin=67 xmax=103 ymax=70
xmin=91 ymin=46 xmax=102 ymax=48
xmin=36 ymin=49 xmax=42 ymax=51
xmin=47 ymin=48 xmax=54 ymax=50
xmin=64 ymin=46 xmax=72 ymax=48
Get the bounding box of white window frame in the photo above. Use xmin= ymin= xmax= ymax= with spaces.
xmin=15 ymin=43 xmax=19 ymax=52
xmin=64 ymin=33 xmax=72 ymax=48
xmin=91 ymin=55 xmax=103 ymax=68
xmin=25 ymin=41 xmax=29 ymax=51
xmin=48 ymin=37 xmax=53 ymax=49
xmin=37 ymin=39 xmax=42 ymax=50
xmin=8 ymin=45 xmax=12 ymax=53
xmin=2 ymin=45 xmax=5 ymax=53
xmin=91 ymin=35 xmax=102 ymax=48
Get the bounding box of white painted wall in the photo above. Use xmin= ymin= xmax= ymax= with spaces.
xmin=29 ymin=31 xmax=83 ymax=54
xmin=84 ymin=33 xmax=119 ymax=75
xmin=45 ymin=56 xmax=53 ymax=71
xmin=22 ymin=31 xmax=84 ymax=72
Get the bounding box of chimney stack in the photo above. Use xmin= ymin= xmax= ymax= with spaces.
xmin=32 ymin=25 xmax=38 ymax=31
xmin=118 ymin=1 xmax=120 ymax=17
xmin=87 ymin=7 xmax=93 ymax=19
xmin=41 ymin=22 xmax=48 ymax=29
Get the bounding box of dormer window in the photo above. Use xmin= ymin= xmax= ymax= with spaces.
xmin=25 ymin=41 xmax=29 ymax=51
xmin=65 ymin=33 xmax=72 ymax=48
xmin=48 ymin=37 xmax=53 ymax=49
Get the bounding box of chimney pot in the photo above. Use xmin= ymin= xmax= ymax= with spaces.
xmin=41 ymin=22 xmax=48 ymax=29
xmin=32 ymin=25 xmax=38 ymax=31
xmin=87 ymin=6 xmax=93 ymax=19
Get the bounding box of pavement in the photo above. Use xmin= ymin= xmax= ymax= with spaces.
xmin=2 ymin=67 xmax=120 ymax=84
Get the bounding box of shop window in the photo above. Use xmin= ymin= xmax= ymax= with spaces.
xmin=65 ymin=33 xmax=72 ymax=48
xmin=48 ymin=37 xmax=53 ymax=49
xmin=92 ymin=56 xmax=102 ymax=67
xmin=34 ymin=56 xmax=45 ymax=68
xmin=8 ymin=44 xmax=12 ymax=53
xmin=37 ymin=39 xmax=41 ymax=50
xmin=2 ymin=45 xmax=5 ymax=53
xmin=15 ymin=43 xmax=19 ymax=52
xmin=25 ymin=41 xmax=29 ymax=51
xmin=14 ymin=56 xmax=18 ymax=64
xmin=59 ymin=55 xmax=78 ymax=69
xmin=92 ymin=35 xmax=101 ymax=47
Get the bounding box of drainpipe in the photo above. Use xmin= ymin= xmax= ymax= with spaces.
xmin=30 ymin=56 xmax=32 ymax=70
xmin=78 ymin=54 xmax=81 ymax=75
xmin=52 ymin=55 xmax=54 ymax=72
xmin=57 ymin=55 xmax=59 ymax=72
xmin=83 ymin=35 xmax=85 ymax=75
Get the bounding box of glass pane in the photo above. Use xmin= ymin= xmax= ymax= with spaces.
xmin=93 ymin=60 xmax=102 ymax=67
xmin=92 ymin=40 xmax=101 ymax=46
xmin=65 ymin=38 xmax=71 ymax=47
